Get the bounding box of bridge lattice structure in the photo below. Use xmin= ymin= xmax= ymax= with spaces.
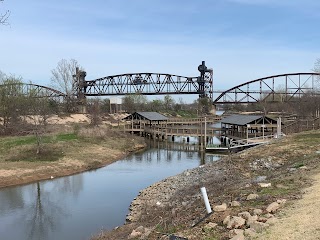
xmin=213 ymin=73 xmax=320 ymax=104
xmin=0 ymin=83 xmax=66 ymax=101
xmin=1 ymin=64 xmax=320 ymax=105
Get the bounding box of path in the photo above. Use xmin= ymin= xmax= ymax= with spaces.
xmin=258 ymin=171 xmax=320 ymax=239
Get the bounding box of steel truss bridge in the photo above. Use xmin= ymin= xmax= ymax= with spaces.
xmin=74 ymin=61 xmax=213 ymax=100
xmin=0 ymin=62 xmax=320 ymax=105
xmin=0 ymin=83 xmax=66 ymax=100
xmin=213 ymin=72 xmax=320 ymax=104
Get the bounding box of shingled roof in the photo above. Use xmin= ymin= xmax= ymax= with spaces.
xmin=221 ymin=114 xmax=276 ymax=126
xmin=123 ymin=112 xmax=168 ymax=121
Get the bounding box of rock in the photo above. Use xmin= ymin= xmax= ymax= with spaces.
xmin=230 ymin=201 xmax=241 ymax=207
xmin=246 ymin=193 xmax=259 ymax=200
xmin=299 ymin=166 xmax=308 ymax=170
xmin=250 ymin=221 xmax=269 ymax=233
xmin=238 ymin=211 xmax=251 ymax=220
xmin=203 ymin=222 xmax=218 ymax=231
xmin=253 ymin=208 xmax=263 ymax=215
xmin=244 ymin=228 xmax=257 ymax=237
xmin=182 ymin=201 xmax=188 ymax=207
xmin=128 ymin=229 xmax=142 ymax=239
xmin=258 ymin=183 xmax=272 ymax=188
xmin=230 ymin=232 xmax=245 ymax=240
xmin=227 ymin=216 xmax=246 ymax=229
xmin=246 ymin=215 xmax=258 ymax=226
xmin=156 ymin=201 xmax=161 ymax=206
xmin=229 ymin=229 xmax=244 ymax=238
xmin=257 ymin=216 xmax=268 ymax=223
xmin=277 ymin=199 xmax=287 ymax=205
xmin=213 ymin=203 xmax=227 ymax=212
xmin=266 ymin=202 xmax=280 ymax=213
xmin=223 ymin=215 xmax=231 ymax=225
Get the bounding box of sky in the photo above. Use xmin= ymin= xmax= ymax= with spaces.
xmin=0 ymin=0 xmax=320 ymax=102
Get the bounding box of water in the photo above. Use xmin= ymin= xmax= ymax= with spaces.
xmin=0 ymin=143 xmax=220 ymax=240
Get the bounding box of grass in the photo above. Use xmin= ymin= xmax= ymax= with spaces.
xmin=0 ymin=133 xmax=79 ymax=162
xmin=6 ymin=146 xmax=64 ymax=162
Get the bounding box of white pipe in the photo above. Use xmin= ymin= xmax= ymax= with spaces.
xmin=200 ymin=187 xmax=212 ymax=214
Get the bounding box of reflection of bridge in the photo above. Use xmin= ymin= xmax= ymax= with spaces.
xmin=1 ymin=61 xmax=320 ymax=105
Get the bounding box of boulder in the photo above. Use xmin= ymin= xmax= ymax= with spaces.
xmin=246 ymin=215 xmax=258 ymax=227
xmin=277 ymin=199 xmax=287 ymax=205
xmin=226 ymin=216 xmax=246 ymax=229
xmin=223 ymin=215 xmax=231 ymax=225
xmin=128 ymin=229 xmax=142 ymax=239
xmin=246 ymin=194 xmax=259 ymax=200
xmin=258 ymin=183 xmax=272 ymax=188
xmin=253 ymin=208 xmax=263 ymax=215
xmin=230 ymin=201 xmax=241 ymax=207
xmin=266 ymin=202 xmax=280 ymax=213
xmin=213 ymin=203 xmax=227 ymax=212
xmin=230 ymin=232 xmax=245 ymax=240
xmin=238 ymin=211 xmax=251 ymax=220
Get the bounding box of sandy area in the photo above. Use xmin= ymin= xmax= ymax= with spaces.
xmin=257 ymin=172 xmax=320 ymax=240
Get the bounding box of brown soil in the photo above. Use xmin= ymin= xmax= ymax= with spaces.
xmin=92 ymin=130 xmax=320 ymax=240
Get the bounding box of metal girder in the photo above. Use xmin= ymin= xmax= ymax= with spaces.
xmin=214 ymin=73 xmax=320 ymax=104
xmin=81 ymin=72 xmax=213 ymax=99
xmin=0 ymin=83 xmax=66 ymax=101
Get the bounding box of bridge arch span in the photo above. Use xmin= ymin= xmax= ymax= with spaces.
xmin=213 ymin=72 xmax=320 ymax=104
xmin=0 ymin=83 xmax=66 ymax=100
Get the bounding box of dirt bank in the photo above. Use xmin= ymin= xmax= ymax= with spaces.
xmin=93 ymin=130 xmax=320 ymax=239
xmin=0 ymin=143 xmax=145 ymax=189
xmin=0 ymin=126 xmax=145 ymax=189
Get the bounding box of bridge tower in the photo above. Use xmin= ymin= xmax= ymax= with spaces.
xmin=197 ymin=61 xmax=215 ymax=114
xmin=197 ymin=61 xmax=213 ymax=100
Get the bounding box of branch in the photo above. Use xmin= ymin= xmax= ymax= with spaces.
xmin=0 ymin=0 xmax=10 ymax=25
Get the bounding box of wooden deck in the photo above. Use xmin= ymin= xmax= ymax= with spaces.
xmin=123 ymin=116 xmax=221 ymax=139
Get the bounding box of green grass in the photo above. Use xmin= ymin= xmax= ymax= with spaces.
xmin=55 ymin=133 xmax=78 ymax=141
xmin=294 ymin=132 xmax=320 ymax=144
xmin=6 ymin=147 xmax=64 ymax=162
xmin=0 ymin=133 xmax=79 ymax=162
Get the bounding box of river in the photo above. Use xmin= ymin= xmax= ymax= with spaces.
xmin=0 ymin=141 xmax=221 ymax=240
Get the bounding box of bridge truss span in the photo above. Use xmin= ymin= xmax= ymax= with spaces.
xmin=83 ymin=72 xmax=213 ymax=99
xmin=0 ymin=83 xmax=66 ymax=101
xmin=213 ymin=73 xmax=320 ymax=104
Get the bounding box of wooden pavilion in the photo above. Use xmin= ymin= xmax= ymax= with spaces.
xmin=221 ymin=114 xmax=279 ymax=139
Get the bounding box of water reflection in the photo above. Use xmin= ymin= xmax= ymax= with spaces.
xmin=0 ymin=142 xmax=221 ymax=240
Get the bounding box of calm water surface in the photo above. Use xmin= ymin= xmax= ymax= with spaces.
xmin=0 ymin=142 xmax=220 ymax=240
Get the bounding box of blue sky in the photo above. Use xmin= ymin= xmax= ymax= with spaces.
xmin=0 ymin=0 xmax=319 ymax=102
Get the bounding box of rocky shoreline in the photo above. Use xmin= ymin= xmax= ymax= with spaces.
xmin=93 ymin=131 xmax=320 ymax=240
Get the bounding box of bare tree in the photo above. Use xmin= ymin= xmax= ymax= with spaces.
xmin=313 ymin=58 xmax=320 ymax=89
xmin=0 ymin=75 xmax=26 ymax=134
xmin=0 ymin=0 xmax=9 ymax=25
xmin=51 ymin=59 xmax=83 ymax=112
xmin=87 ymin=98 xmax=102 ymax=126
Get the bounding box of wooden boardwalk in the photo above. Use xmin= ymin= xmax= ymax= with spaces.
xmin=206 ymin=135 xmax=275 ymax=153
xmin=123 ymin=116 xmax=221 ymax=139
